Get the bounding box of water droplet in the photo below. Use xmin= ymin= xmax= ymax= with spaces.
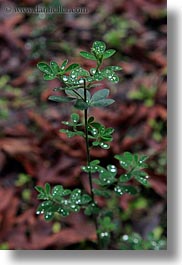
xmin=122 ymin=235 xmax=129 ymax=241
xmin=100 ymin=232 xmax=109 ymax=238
xmin=100 ymin=143 xmax=109 ymax=149
xmin=109 ymin=165 xmax=116 ymax=173
xmin=133 ymin=238 xmax=139 ymax=244
xmin=36 ymin=211 xmax=40 ymax=214
xmin=145 ymin=175 xmax=149 ymax=179
xmin=63 ymin=76 xmax=68 ymax=81
xmin=79 ymin=79 xmax=84 ymax=83
xmin=114 ymin=186 xmax=122 ymax=194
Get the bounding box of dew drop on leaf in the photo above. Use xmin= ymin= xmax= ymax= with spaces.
xmin=122 ymin=235 xmax=129 ymax=241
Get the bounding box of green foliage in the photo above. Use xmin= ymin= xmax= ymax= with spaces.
xmin=90 ymin=89 xmax=115 ymax=107
xmin=0 ymin=242 xmax=9 ymax=250
xmin=37 ymin=60 xmax=80 ymax=81
xmin=15 ymin=173 xmax=31 ymax=187
xmin=35 ymin=184 xmax=92 ymax=221
xmin=115 ymin=152 xmax=150 ymax=187
xmin=128 ymin=84 xmax=157 ymax=107
xmin=104 ymin=16 xmax=137 ymax=48
xmin=35 ymin=40 xmax=150 ymax=250
xmin=119 ymin=232 xmax=166 ymax=250
xmin=148 ymin=118 xmax=166 ymax=142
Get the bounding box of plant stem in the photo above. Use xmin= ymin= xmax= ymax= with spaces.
xmin=83 ymin=79 xmax=100 ymax=249
xmin=83 ymin=79 xmax=94 ymax=200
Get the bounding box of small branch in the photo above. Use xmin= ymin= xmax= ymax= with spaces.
xmin=83 ymin=79 xmax=94 ymax=201
xmin=83 ymin=79 xmax=101 ymax=249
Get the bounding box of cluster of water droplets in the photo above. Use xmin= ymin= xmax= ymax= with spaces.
xmin=100 ymin=232 xmax=109 ymax=238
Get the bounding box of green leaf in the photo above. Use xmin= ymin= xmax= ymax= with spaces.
xmin=114 ymin=185 xmax=138 ymax=196
xmin=92 ymin=41 xmax=106 ymax=55
xmin=97 ymin=165 xmax=117 ymax=185
xmin=71 ymin=113 xmax=79 ymax=123
xmin=90 ymin=160 xmax=100 ymax=166
xmin=119 ymin=173 xmax=132 ymax=182
xmin=35 ymin=185 xmax=49 ymax=200
xmin=37 ymin=62 xmax=53 ymax=74
xmin=103 ymin=49 xmax=116 ymax=59
xmin=84 ymin=203 xmax=100 ymax=216
xmin=92 ymin=141 xmax=100 ymax=146
xmin=102 ymin=69 xmax=119 ymax=83
xmin=57 ymin=208 xmax=70 ymax=217
xmin=70 ymin=189 xmax=82 ymax=203
xmin=50 ymin=61 xmax=60 ymax=74
xmin=92 ymin=72 xmax=105 ymax=81
xmin=90 ymin=98 xmax=115 ymax=107
xmin=53 ymin=85 xmax=83 ymax=91
xmin=90 ymin=122 xmax=102 ymax=130
xmin=91 ymin=89 xmax=109 ymax=101
xmin=81 ymin=194 xmax=92 ymax=204
xmin=115 ymin=152 xmax=133 ymax=169
xmin=74 ymin=99 xmax=88 ymax=110
xmin=44 ymin=211 xmax=54 ymax=221
xmin=52 ymin=185 xmax=64 ymax=200
xmin=104 ymin=128 xmax=115 ymax=135
xmin=93 ymin=189 xmax=110 ymax=198
xmin=63 ymin=189 xmax=71 ymax=196
xmin=137 ymin=155 xmax=149 ymax=168
xmin=45 ymin=183 xmax=51 ymax=196
xmin=77 ymin=88 xmax=91 ymax=101
xmin=60 ymin=59 xmax=68 ymax=70
xmin=60 ymin=129 xmax=84 ymax=138
xmin=65 ymin=63 xmax=80 ymax=72
xmin=48 ymin=95 xmax=73 ymax=103
xmin=70 ymin=67 xmax=90 ymax=78
xmin=35 ymin=186 xmax=44 ymax=193
xmin=43 ymin=73 xmax=56 ymax=80
xmin=133 ymin=171 xmax=149 ymax=186
xmin=36 ymin=201 xmax=53 ymax=215
xmin=88 ymin=116 xmax=95 ymax=123
xmin=80 ymin=51 xmax=97 ymax=60
xmin=65 ymin=89 xmax=80 ymax=98
xmin=98 ymin=216 xmax=116 ymax=232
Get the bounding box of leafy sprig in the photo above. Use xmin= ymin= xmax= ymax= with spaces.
xmin=35 ymin=40 xmax=150 ymax=249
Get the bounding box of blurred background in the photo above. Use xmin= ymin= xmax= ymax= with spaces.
xmin=0 ymin=0 xmax=166 ymax=250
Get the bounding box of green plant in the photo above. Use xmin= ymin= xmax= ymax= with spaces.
xmin=128 ymin=84 xmax=157 ymax=107
xmin=119 ymin=232 xmax=166 ymax=250
xmin=148 ymin=118 xmax=166 ymax=142
xmin=104 ymin=16 xmax=137 ymax=48
xmin=35 ymin=41 xmax=150 ymax=249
